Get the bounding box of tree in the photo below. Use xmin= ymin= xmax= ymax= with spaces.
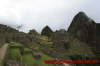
xmin=29 ymin=29 xmax=39 ymax=35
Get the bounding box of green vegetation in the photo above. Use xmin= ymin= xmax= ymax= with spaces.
xmin=69 ymin=55 xmax=98 ymax=66
xmin=66 ymin=39 xmax=94 ymax=57
xmin=32 ymin=53 xmax=54 ymax=66
xmin=9 ymin=48 xmax=21 ymax=60
xmin=24 ymin=48 xmax=31 ymax=52
xmin=30 ymin=43 xmax=40 ymax=51
xmin=37 ymin=53 xmax=53 ymax=60
xmin=9 ymin=42 xmax=23 ymax=47
xmin=7 ymin=42 xmax=57 ymax=66
xmin=22 ymin=54 xmax=34 ymax=65
xmin=5 ymin=33 xmax=95 ymax=66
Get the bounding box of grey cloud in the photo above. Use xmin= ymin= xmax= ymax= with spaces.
xmin=0 ymin=0 xmax=99 ymax=32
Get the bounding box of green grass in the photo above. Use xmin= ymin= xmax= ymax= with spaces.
xmin=66 ymin=39 xmax=94 ymax=57
xmin=22 ymin=54 xmax=34 ymax=65
xmin=22 ymin=52 xmax=54 ymax=66
xmin=33 ymin=53 xmax=54 ymax=66
xmin=38 ymin=53 xmax=53 ymax=60
xmin=8 ymin=42 xmax=56 ymax=66
xmin=24 ymin=48 xmax=31 ymax=52
xmin=8 ymin=42 xmax=22 ymax=60
xmin=30 ymin=43 xmax=40 ymax=50
xmin=9 ymin=48 xmax=21 ymax=60
xmin=9 ymin=42 xmax=23 ymax=47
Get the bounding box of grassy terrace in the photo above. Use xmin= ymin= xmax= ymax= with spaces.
xmin=8 ymin=42 xmax=55 ymax=66
xmin=9 ymin=48 xmax=21 ymax=60
xmin=22 ymin=54 xmax=34 ymax=66
xmin=9 ymin=42 xmax=23 ymax=47
xmin=22 ymin=53 xmax=54 ymax=66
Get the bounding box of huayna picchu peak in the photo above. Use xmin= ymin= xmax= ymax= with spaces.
xmin=68 ymin=12 xmax=100 ymax=58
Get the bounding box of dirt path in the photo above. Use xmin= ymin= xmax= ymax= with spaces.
xmin=0 ymin=44 xmax=9 ymax=66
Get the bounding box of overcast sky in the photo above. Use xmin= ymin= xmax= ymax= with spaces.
xmin=0 ymin=0 xmax=99 ymax=32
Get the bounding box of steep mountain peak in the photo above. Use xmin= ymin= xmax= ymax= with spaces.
xmin=68 ymin=12 xmax=96 ymax=44
xmin=41 ymin=25 xmax=53 ymax=37
xmin=73 ymin=11 xmax=89 ymax=22
xmin=45 ymin=25 xmax=51 ymax=29
xmin=77 ymin=11 xmax=86 ymax=15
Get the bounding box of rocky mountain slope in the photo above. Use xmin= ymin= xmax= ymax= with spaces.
xmin=67 ymin=12 xmax=96 ymax=44
xmin=67 ymin=12 xmax=100 ymax=56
